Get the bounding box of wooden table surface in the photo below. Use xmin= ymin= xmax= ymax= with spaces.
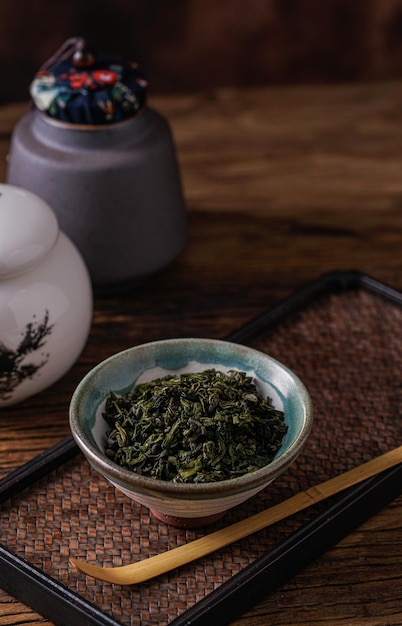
xmin=0 ymin=81 xmax=401 ymax=625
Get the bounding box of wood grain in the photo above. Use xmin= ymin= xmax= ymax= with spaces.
xmin=4 ymin=0 xmax=402 ymax=100
xmin=0 ymin=82 xmax=402 ymax=625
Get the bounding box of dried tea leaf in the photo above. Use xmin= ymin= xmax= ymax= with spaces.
xmin=104 ymin=369 xmax=287 ymax=483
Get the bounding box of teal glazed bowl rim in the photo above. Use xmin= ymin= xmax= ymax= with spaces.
xmin=69 ymin=338 xmax=313 ymax=500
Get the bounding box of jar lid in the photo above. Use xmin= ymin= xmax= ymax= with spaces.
xmin=30 ymin=37 xmax=148 ymax=125
xmin=0 ymin=185 xmax=59 ymax=278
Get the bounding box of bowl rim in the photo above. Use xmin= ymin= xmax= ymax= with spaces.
xmin=69 ymin=338 xmax=313 ymax=498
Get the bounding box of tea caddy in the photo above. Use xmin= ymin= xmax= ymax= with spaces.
xmin=6 ymin=38 xmax=187 ymax=293
xmin=0 ymin=184 xmax=93 ymax=407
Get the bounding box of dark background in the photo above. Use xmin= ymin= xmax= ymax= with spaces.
xmin=2 ymin=0 xmax=402 ymax=102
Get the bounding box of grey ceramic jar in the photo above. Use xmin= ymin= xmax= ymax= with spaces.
xmin=6 ymin=106 xmax=187 ymax=294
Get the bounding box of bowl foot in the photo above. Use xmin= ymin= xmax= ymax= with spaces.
xmin=150 ymin=509 xmax=226 ymax=528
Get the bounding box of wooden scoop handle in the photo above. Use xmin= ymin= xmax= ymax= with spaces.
xmin=70 ymin=445 xmax=402 ymax=585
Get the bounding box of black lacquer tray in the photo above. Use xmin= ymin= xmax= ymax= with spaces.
xmin=0 ymin=270 xmax=401 ymax=626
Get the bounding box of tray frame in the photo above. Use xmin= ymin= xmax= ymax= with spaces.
xmin=1 ymin=270 xmax=401 ymax=626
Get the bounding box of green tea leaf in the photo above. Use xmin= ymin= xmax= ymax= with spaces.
xmin=104 ymin=369 xmax=287 ymax=483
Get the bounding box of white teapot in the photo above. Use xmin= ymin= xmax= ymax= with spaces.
xmin=0 ymin=184 xmax=93 ymax=407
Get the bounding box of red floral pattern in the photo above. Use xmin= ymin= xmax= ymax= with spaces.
xmin=30 ymin=55 xmax=147 ymax=125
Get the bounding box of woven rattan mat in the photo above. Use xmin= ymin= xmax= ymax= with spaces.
xmin=1 ymin=288 xmax=401 ymax=625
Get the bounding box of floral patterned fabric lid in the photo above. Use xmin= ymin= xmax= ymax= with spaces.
xmin=30 ymin=37 xmax=148 ymax=125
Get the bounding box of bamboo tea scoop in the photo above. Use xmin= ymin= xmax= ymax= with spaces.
xmin=70 ymin=445 xmax=402 ymax=585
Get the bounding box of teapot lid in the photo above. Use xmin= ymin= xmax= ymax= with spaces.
xmin=30 ymin=37 xmax=148 ymax=125
xmin=0 ymin=185 xmax=58 ymax=278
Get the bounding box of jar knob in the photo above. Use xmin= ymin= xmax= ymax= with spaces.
xmin=38 ymin=36 xmax=94 ymax=72
xmin=72 ymin=41 xmax=96 ymax=68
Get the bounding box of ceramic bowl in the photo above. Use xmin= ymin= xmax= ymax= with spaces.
xmin=69 ymin=338 xmax=313 ymax=527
